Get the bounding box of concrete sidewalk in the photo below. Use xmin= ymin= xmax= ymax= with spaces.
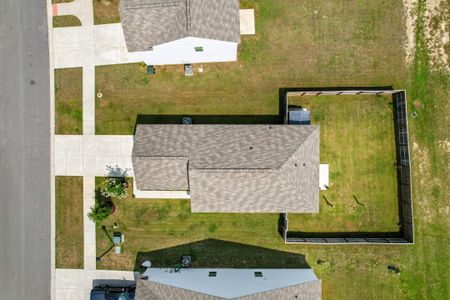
xmin=55 ymin=0 xmax=93 ymax=26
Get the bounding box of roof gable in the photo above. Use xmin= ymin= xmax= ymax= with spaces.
xmin=137 ymin=268 xmax=321 ymax=299
xmin=119 ymin=0 xmax=241 ymax=52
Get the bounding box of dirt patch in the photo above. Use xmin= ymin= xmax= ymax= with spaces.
xmin=411 ymin=142 xmax=435 ymax=224
xmin=412 ymin=142 xmax=430 ymax=185
xmin=403 ymin=0 xmax=417 ymax=64
xmin=425 ymin=0 xmax=450 ymax=71
xmin=413 ymin=100 xmax=424 ymax=109
xmin=403 ymin=0 xmax=450 ymax=70
xmin=437 ymin=139 xmax=450 ymax=153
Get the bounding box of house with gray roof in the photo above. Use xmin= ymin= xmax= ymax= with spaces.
xmin=136 ymin=268 xmax=322 ymax=300
xmin=132 ymin=124 xmax=320 ymax=213
xmin=119 ymin=0 xmax=242 ymax=65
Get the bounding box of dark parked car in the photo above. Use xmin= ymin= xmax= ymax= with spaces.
xmin=90 ymin=284 xmax=136 ymax=300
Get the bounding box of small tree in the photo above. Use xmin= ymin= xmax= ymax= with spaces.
xmin=101 ymin=177 xmax=127 ymax=199
xmin=88 ymin=200 xmax=112 ymax=223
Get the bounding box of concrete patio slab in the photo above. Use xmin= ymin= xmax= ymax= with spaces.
xmin=239 ymin=9 xmax=255 ymax=35
xmin=319 ymin=164 xmax=329 ymax=190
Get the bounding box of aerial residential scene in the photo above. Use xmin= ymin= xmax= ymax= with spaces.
xmin=0 ymin=0 xmax=448 ymax=299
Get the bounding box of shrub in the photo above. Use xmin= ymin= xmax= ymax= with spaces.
xmin=208 ymin=223 xmax=218 ymax=233
xmin=88 ymin=188 xmax=115 ymax=223
xmin=88 ymin=199 xmax=112 ymax=223
xmin=101 ymin=177 xmax=127 ymax=199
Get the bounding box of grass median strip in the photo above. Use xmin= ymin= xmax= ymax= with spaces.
xmin=93 ymin=0 xmax=120 ymax=25
xmin=56 ymin=176 xmax=84 ymax=269
xmin=53 ymin=15 xmax=82 ymax=28
xmin=55 ymin=67 xmax=83 ymax=134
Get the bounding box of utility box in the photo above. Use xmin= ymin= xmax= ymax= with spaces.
xmin=113 ymin=232 xmax=123 ymax=245
xmin=147 ymin=65 xmax=155 ymax=75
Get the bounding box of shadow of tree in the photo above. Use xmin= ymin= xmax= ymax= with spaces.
xmin=106 ymin=165 xmax=131 ymax=177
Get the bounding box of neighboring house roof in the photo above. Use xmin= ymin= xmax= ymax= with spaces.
xmin=136 ymin=268 xmax=322 ymax=300
xmin=132 ymin=124 xmax=320 ymax=213
xmin=119 ymin=0 xmax=241 ymax=52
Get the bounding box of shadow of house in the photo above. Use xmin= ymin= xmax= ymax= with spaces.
xmin=134 ymin=94 xmax=287 ymax=133
xmin=134 ymin=239 xmax=309 ymax=271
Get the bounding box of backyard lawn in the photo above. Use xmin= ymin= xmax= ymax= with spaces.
xmin=55 ymin=67 xmax=83 ymax=134
xmin=55 ymin=176 xmax=84 ymax=269
xmin=94 ymin=178 xmax=407 ymax=299
xmin=287 ymin=95 xmax=399 ymax=233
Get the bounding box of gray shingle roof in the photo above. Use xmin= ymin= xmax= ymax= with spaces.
xmin=132 ymin=156 xmax=188 ymax=191
xmin=133 ymin=124 xmax=320 ymax=213
xmin=136 ymin=277 xmax=322 ymax=300
xmin=136 ymin=279 xmax=222 ymax=300
xmin=119 ymin=0 xmax=241 ymax=52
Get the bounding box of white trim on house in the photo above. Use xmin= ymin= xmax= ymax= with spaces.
xmin=132 ymin=178 xmax=190 ymax=199
xmin=128 ymin=37 xmax=238 ymax=66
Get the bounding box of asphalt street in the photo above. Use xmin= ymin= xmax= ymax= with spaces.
xmin=0 ymin=0 xmax=51 ymax=299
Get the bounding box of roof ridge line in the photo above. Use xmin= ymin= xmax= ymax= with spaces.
xmin=186 ymin=0 xmax=191 ymax=31
xmin=125 ymin=2 xmax=183 ymax=10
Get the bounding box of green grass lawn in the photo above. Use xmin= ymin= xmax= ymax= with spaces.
xmin=81 ymin=0 xmax=450 ymax=299
xmin=95 ymin=177 xmax=281 ymax=271
xmin=95 ymin=0 xmax=407 ymax=135
xmin=95 ymin=178 xmax=408 ymax=299
xmin=55 ymin=67 xmax=83 ymax=134
xmin=93 ymin=0 xmax=120 ymax=25
xmin=56 ymin=176 xmax=84 ymax=269
xmin=53 ymin=15 xmax=81 ymax=28
xmin=287 ymin=95 xmax=399 ymax=233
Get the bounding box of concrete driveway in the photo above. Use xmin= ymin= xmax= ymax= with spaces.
xmin=55 ymin=135 xmax=134 ymax=177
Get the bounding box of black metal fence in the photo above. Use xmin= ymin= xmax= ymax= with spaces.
xmin=279 ymin=88 xmax=414 ymax=244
